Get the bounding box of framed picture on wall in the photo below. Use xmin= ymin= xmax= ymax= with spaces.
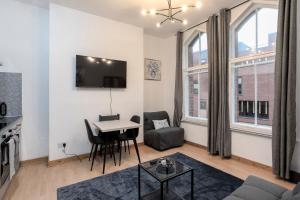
xmin=144 ymin=58 xmax=161 ymax=81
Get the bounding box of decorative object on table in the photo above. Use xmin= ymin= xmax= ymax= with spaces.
xmin=156 ymin=157 xmax=175 ymax=175
xmin=141 ymin=0 xmax=202 ymax=28
xmin=144 ymin=58 xmax=161 ymax=81
xmin=57 ymin=153 xmax=243 ymax=200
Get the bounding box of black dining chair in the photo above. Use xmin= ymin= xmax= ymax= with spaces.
xmin=85 ymin=119 xmax=116 ymax=174
xmin=88 ymin=114 xmax=120 ymax=161
xmin=99 ymin=114 xmax=120 ymax=156
xmin=118 ymin=115 xmax=141 ymax=165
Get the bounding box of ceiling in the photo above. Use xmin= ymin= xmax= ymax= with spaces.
xmin=17 ymin=0 xmax=245 ymax=38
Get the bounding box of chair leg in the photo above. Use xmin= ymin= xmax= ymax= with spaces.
xmin=111 ymin=144 xmax=116 ymax=166
xmin=99 ymin=144 xmax=103 ymax=156
xmin=109 ymin=144 xmax=113 ymax=158
xmin=133 ymin=139 xmax=141 ymax=163
xmin=89 ymin=144 xmax=94 ymax=161
xmin=102 ymin=144 xmax=107 ymax=174
xmin=119 ymin=141 xmax=122 ymax=166
xmin=127 ymin=140 xmax=130 ymax=154
xmin=124 ymin=141 xmax=127 ymax=152
xmin=91 ymin=144 xmax=98 ymax=171
xmin=117 ymin=141 xmax=121 ymax=152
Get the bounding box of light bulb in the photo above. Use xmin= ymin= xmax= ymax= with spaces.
xmin=102 ymin=58 xmax=106 ymax=62
xmin=171 ymin=19 xmax=175 ymax=23
xmin=87 ymin=57 xmax=95 ymax=62
xmin=181 ymin=5 xmax=188 ymax=12
xmin=150 ymin=9 xmax=156 ymax=15
xmin=183 ymin=20 xmax=188 ymax=25
xmin=195 ymin=1 xmax=202 ymax=8
xmin=141 ymin=9 xmax=147 ymax=16
xmin=156 ymin=23 xmax=161 ymax=28
xmin=107 ymin=60 xmax=112 ymax=64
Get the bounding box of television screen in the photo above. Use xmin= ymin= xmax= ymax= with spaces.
xmin=76 ymin=55 xmax=127 ymax=88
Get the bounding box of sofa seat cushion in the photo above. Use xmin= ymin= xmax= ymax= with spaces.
xmin=231 ymin=185 xmax=281 ymax=200
xmin=244 ymin=176 xmax=287 ymax=198
xmin=144 ymin=127 xmax=184 ymax=150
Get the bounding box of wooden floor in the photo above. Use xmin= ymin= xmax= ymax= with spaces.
xmin=4 ymin=143 xmax=295 ymax=200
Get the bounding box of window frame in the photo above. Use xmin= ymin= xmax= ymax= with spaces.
xmin=229 ymin=4 xmax=278 ymax=136
xmin=183 ymin=30 xmax=208 ymax=124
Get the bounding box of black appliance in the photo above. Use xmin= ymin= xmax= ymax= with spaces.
xmin=76 ymin=55 xmax=127 ymax=88
xmin=0 ymin=103 xmax=7 ymax=118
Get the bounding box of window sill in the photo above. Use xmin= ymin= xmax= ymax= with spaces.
xmin=230 ymin=123 xmax=272 ymax=138
xmin=181 ymin=117 xmax=207 ymax=126
xmin=181 ymin=118 xmax=272 ymax=138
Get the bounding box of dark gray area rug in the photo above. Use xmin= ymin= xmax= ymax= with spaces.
xmin=57 ymin=152 xmax=243 ymax=200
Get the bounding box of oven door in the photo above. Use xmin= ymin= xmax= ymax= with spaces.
xmin=0 ymin=137 xmax=10 ymax=187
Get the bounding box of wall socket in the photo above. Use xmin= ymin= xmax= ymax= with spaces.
xmin=57 ymin=142 xmax=66 ymax=149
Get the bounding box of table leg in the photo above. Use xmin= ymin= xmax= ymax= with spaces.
xmin=138 ymin=165 xmax=141 ymax=200
xmin=166 ymin=180 xmax=169 ymax=193
xmin=191 ymin=170 xmax=194 ymax=200
xmin=160 ymin=182 xmax=164 ymax=200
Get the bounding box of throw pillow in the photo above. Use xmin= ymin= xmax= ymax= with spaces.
xmin=153 ymin=119 xmax=170 ymax=130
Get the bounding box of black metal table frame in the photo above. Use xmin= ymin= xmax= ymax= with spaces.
xmin=138 ymin=164 xmax=194 ymax=200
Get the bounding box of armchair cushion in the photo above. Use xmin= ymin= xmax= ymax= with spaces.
xmin=144 ymin=127 xmax=184 ymax=150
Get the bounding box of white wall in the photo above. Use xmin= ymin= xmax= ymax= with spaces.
xmin=0 ymin=0 xmax=49 ymax=161
xmin=49 ymin=4 xmax=144 ymax=161
xmin=143 ymin=35 xmax=176 ymax=123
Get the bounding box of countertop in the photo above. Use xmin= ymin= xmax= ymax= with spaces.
xmin=0 ymin=116 xmax=22 ymax=132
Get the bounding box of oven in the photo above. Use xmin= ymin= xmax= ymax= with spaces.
xmin=0 ymin=134 xmax=10 ymax=188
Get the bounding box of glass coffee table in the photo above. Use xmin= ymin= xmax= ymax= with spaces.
xmin=138 ymin=156 xmax=194 ymax=200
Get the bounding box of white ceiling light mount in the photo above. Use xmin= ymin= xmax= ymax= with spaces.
xmin=141 ymin=0 xmax=202 ymax=28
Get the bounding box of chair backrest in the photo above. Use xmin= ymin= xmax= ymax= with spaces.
xmin=143 ymin=111 xmax=170 ymax=132
xmin=127 ymin=115 xmax=140 ymax=139
xmin=84 ymin=119 xmax=95 ymax=144
xmin=99 ymin=114 xmax=120 ymax=121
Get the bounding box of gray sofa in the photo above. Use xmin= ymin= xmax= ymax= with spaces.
xmin=224 ymin=176 xmax=300 ymax=200
xmin=144 ymin=111 xmax=184 ymax=151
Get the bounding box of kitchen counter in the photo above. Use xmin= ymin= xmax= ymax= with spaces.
xmin=0 ymin=116 xmax=22 ymax=132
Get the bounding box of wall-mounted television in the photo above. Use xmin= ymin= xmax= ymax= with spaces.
xmin=76 ymin=55 xmax=127 ymax=88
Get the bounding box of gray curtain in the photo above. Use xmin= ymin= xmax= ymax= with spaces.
xmin=173 ymin=32 xmax=183 ymax=127
xmin=272 ymin=0 xmax=297 ymax=180
xmin=207 ymin=9 xmax=231 ymax=158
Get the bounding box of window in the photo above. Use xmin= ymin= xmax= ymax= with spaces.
xmin=185 ymin=32 xmax=208 ymax=120
xmin=238 ymin=77 xmax=243 ymax=95
xmin=232 ymin=7 xmax=277 ymax=127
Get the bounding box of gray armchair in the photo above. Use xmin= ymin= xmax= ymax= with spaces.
xmin=143 ymin=111 xmax=184 ymax=151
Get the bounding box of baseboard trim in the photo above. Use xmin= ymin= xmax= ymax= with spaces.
xmin=184 ymin=140 xmax=272 ymax=171
xmin=21 ymin=157 xmax=48 ymax=167
xmin=48 ymin=153 xmax=89 ymax=167
xmin=185 ymin=140 xmax=207 ymax=150
xmin=48 ymin=142 xmax=144 ymax=167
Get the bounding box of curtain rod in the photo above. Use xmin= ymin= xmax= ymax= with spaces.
xmin=181 ymin=0 xmax=251 ymax=33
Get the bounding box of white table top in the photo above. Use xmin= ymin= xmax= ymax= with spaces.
xmin=93 ymin=120 xmax=142 ymax=132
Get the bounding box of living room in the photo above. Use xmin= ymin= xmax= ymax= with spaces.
xmin=0 ymin=0 xmax=299 ymax=199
